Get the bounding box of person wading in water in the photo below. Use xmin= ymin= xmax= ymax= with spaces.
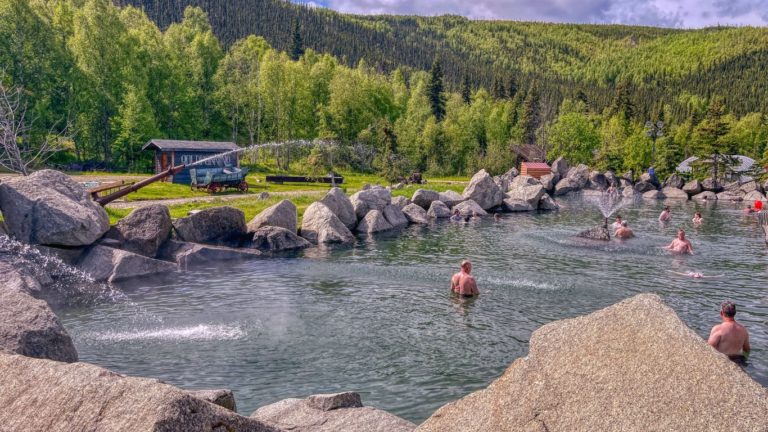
xmin=450 ymin=260 xmax=479 ymax=297
xmin=708 ymin=301 xmax=750 ymax=362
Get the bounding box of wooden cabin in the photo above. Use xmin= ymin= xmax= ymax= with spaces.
xmin=142 ymin=139 xmax=241 ymax=184
xmin=520 ymin=162 xmax=552 ymax=179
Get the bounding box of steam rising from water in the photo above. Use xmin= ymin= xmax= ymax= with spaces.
xmin=84 ymin=324 xmax=247 ymax=342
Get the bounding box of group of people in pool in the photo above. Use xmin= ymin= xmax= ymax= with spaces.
xmin=609 ymin=206 xmax=697 ymax=254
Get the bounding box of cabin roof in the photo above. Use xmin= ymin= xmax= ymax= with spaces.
xmin=142 ymin=139 xmax=240 ymax=152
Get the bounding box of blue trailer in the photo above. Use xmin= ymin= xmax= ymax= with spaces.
xmin=190 ymin=167 xmax=249 ymax=193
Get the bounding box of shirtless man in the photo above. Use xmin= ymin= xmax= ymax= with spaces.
xmin=450 ymin=260 xmax=479 ymax=297
xmin=692 ymin=212 xmax=703 ymax=225
xmin=708 ymin=301 xmax=750 ymax=359
xmin=611 ymin=215 xmax=624 ymax=230
xmin=614 ymin=221 xmax=634 ymax=239
xmin=664 ymin=229 xmax=693 ymax=254
xmin=658 ymin=206 xmax=671 ymax=223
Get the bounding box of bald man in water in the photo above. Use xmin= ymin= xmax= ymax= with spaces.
xmin=708 ymin=301 xmax=750 ymax=360
xmin=451 ymin=260 xmax=479 ymax=297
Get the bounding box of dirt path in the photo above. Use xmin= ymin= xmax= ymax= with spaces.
xmin=106 ymin=190 xmax=326 ymax=210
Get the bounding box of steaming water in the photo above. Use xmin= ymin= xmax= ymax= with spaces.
xmin=57 ymin=197 xmax=768 ymax=423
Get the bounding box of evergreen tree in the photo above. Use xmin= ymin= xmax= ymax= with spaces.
xmin=492 ymin=77 xmax=506 ymax=99
xmin=693 ymin=96 xmax=730 ymax=182
xmin=427 ymin=58 xmax=446 ymax=121
xmin=461 ymin=74 xmax=471 ymax=104
xmin=611 ymin=81 xmax=635 ymax=120
xmin=290 ymin=20 xmax=304 ymax=61
xmin=507 ymin=77 xmax=518 ymax=99
xmin=520 ymin=83 xmax=540 ymax=145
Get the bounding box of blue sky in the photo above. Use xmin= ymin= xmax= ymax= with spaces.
xmin=298 ymin=0 xmax=768 ymax=28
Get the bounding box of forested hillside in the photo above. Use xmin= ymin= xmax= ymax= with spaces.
xmin=1 ymin=0 xmax=766 ymax=180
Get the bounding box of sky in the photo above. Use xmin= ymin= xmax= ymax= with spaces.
xmin=300 ymin=0 xmax=768 ymax=28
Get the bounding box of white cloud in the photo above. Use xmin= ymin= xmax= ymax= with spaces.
xmin=321 ymin=0 xmax=768 ymax=27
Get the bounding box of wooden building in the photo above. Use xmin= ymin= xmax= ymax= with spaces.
xmin=142 ymin=139 xmax=241 ymax=184
xmin=520 ymin=162 xmax=552 ymax=179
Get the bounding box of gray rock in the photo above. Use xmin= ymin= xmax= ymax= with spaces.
xmin=320 ymin=188 xmax=357 ymax=229
xmin=509 ymin=175 xmax=541 ymax=189
xmin=506 ymin=184 xmax=546 ymax=207
xmin=247 ymin=200 xmax=297 ymax=234
xmin=643 ymin=190 xmax=663 ymax=199
xmin=640 ymin=171 xmax=661 ymax=188
xmin=664 ymin=174 xmax=685 ymax=189
xmin=382 ymin=205 xmax=408 ymax=229
xmin=619 ymin=178 xmax=633 ymax=188
xmin=350 ymin=188 xmax=392 ymax=220
xmin=717 ymin=192 xmax=744 ymax=201
xmin=0 ymin=170 xmax=109 ymax=246
xmin=587 ymin=171 xmax=608 ymax=190
xmin=634 ymin=181 xmax=656 ymax=193
xmin=539 ymin=173 xmax=556 ymax=192
xmin=683 ymin=180 xmax=702 ymax=195
xmin=188 ymin=389 xmax=237 ymax=412
xmin=411 ymin=189 xmax=440 ymax=209
xmin=739 ymin=180 xmax=759 ymax=194
xmin=723 ymin=181 xmax=742 ymax=193
xmin=391 ymin=196 xmax=411 ymax=210
xmin=35 ymin=245 xmax=85 ymax=266
xmin=551 ymin=157 xmax=569 ymax=178
xmin=438 ymin=190 xmax=464 ymax=207
xmin=391 ymin=182 xmax=404 ymax=190
xmin=401 ymin=204 xmax=429 ymax=224
xmin=301 ymin=202 xmax=355 ymax=244
xmin=0 ymin=352 xmax=278 ymax=432
xmin=0 ymin=262 xmax=77 ymax=363
xmin=173 ymin=206 xmax=247 ymax=246
xmin=462 ymin=169 xmax=503 ymax=210
xmin=693 ymin=191 xmax=717 ymax=201
xmin=701 ymin=178 xmax=723 ymax=192
xmin=576 ymin=224 xmax=611 ymax=241
xmin=251 ymin=226 xmax=311 ymax=251
xmin=604 ymin=171 xmax=618 ymax=188
xmin=78 ymin=245 xmax=178 ymax=283
xmin=538 ymin=195 xmax=560 ymax=211
xmin=743 ymin=190 xmax=766 ymax=203
xmin=252 ymin=392 xmax=415 ymax=432
xmin=502 ymin=199 xmax=535 ymax=212
xmin=427 ymin=201 xmax=451 ymax=218
xmin=418 ymin=294 xmax=768 ymax=432
xmin=493 ymin=176 xmax=510 ymax=193
xmin=661 ymin=187 xmax=689 ymax=200
xmin=356 ymin=210 xmax=394 ymax=233
xmin=453 ymin=200 xmax=488 ymax=217
xmin=565 ymin=164 xmax=590 ymax=189
xmin=258 ymin=191 xmax=270 ymax=200
xmin=554 ymin=177 xmax=579 ymax=196
xmin=622 ymin=185 xmax=635 ymax=198
xmin=159 ymin=240 xmax=260 ymax=268
xmin=105 ymin=204 xmax=172 ymax=257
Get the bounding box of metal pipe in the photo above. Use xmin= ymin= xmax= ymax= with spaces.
xmin=95 ymin=164 xmax=186 ymax=206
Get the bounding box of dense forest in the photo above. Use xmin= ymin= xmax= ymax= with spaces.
xmin=1 ymin=0 xmax=767 ymax=179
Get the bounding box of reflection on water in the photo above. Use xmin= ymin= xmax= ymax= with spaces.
xmin=57 ymin=197 xmax=768 ymax=423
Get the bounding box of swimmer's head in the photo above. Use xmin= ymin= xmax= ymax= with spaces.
xmin=621 ymin=221 xmax=628 ymax=227
xmin=615 ymin=215 xmax=622 ymax=222
xmin=721 ymin=301 xmax=736 ymax=318
xmin=460 ymin=260 xmax=472 ymax=272
xmin=677 ymin=228 xmax=686 ymax=239
xmin=664 ymin=206 xmax=670 ymax=211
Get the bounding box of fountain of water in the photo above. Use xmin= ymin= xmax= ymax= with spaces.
xmin=187 ymin=139 xmax=339 ymax=169
xmin=576 ymin=191 xmax=632 ymax=241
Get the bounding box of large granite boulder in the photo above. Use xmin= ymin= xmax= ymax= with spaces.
xmin=622 ymin=185 xmax=635 ymax=198
xmin=0 ymin=262 xmax=77 ymax=363
xmin=551 ymin=157 xmax=569 ymax=178
xmin=502 ymin=199 xmax=535 ymax=212
xmin=604 ymin=171 xmax=618 ymax=188
xmin=701 ymin=178 xmax=723 ymax=192
xmin=739 ymin=180 xmax=760 ymax=194
xmin=78 ymin=245 xmax=178 ymax=283
xmin=565 ymin=164 xmax=590 ymax=189
xmin=642 ymin=190 xmax=663 ymax=200
xmin=462 ymin=169 xmax=503 ymax=210
xmin=587 ymin=171 xmax=608 ymax=190
xmin=0 ymin=170 xmax=109 ymax=246
xmin=640 ymin=171 xmax=661 ymax=188
xmin=301 ymin=202 xmax=355 ymax=244
xmin=401 ymin=204 xmax=429 ymax=224
xmin=538 ymin=195 xmax=560 ymax=211
xmin=506 ymin=184 xmax=546 ymax=207
xmin=493 ymin=176 xmax=510 ymax=193
xmin=391 ymin=196 xmax=411 ymax=210
xmin=417 ymin=294 xmax=768 ymax=432
xmin=382 ymin=205 xmax=409 ymax=229
xmin=251 ymin=226 xmax=311 ymax=252
xmin=634 ymin=181 xmax=656 ymax=193
xmin=539 ymin=173 xmax=556 ymax=192
xmin=350 ymin=188 xmax=392 ymax=220
xmin=509 ymin=175 xmax=540 ymax=189
xmin=438 ymin=190 xmax=464 ymax=207
xmin=682 ymin=179 xmax=702 ymax=195
xmin=411 ymin=189 xmax=440 ymax=209
xmin=744 ymin=190 xmax=767 ymax=203
xmin=247 ymin=200 xmax=297 ymax=234
xmin=453 ymin=200 xmax=488 ymax=217
xmin=661 ymin=187 xmax=689 ymax=200
xmin=173 ymin=206 xmax=247 ymax=246
xmin=105 ymin=204 xmax=172 ymax=258
xmin=427 ymin=200 xmax=451 ymax=218
xmin=717 ymin=191 xmax=743 ymax=201
xmin=188 ymin=389 xmax=238 ymax=412
xmin=159 ymin=240 xmax=260 ymax=268
xmin=251 ymin=392 xmax=415 ymax=432
xmin=356 ymin=210 xmax=394 ymax=233
xmin=692 ymin=191 xmax=717 ymax=201
xmin=554 ymin=178 xmax=579 ymax=196
xmin=664 ymin=174 xmax=685 ymax=189
xmin=0 ymin=352 xmax=279 ymax=432
xmin=320 ymin=188 xmax=357 ymax=229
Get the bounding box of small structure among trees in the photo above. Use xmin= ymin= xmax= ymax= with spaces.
xmin=142 ymin=139 xmax=240 ymax=184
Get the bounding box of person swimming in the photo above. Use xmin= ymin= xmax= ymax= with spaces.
xmin=449 ymin=209 xmax=463 ymax=223
xmin=667 ymin=270 xmax=724 ymax=279
xmin=659 ymin=206 xmax=671 ymax=223
xmin=663 ymin=228 xmax=693 ymax=254
xmin=450 ymin=260 xmax=479 ymax=297
xmin=614 ymin=221 xmax=634 ymax=239
xmin=692 ymin=212 xmax=703 ymax=224
xmin=611 ymin=215 xmax=624 ymax=230
xmin=744 ymin=205 xmax=755 ymax=215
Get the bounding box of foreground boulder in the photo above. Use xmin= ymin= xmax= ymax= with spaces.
xmin=554 ymin=177 xmax=579 ymax=196
xmin=427 ymin=200 xmax=451 ymax=218
xmin=401 ymin=204 xmax=429 ymax=224
xmin=247 ymin=200 xmax=298 ymax=234
xmin=382 ymin=205 xmax=409 ymax=229
xmin=462 ymin=169 xmax=503 ymax=210
xmin=356 ymin=210 xmax=394 ymax=233
xmin=173 ymin=206 xmax=247 ymax=246
xmin=78 ymin=245 xmax=178 ymax=283
xmin=438 ymin=190 xmax=464 ymax=207
xmin=251 ymin=226 xmax=311 ymax=251
xmin=105 ymin=204 xmax=172 ymax=258
xmin=453 ymin=200 xmax=488 ymax=217
xmin=160 ymin=240 xmax=260 ymax=268
xmin=301 ymin=202 xmax=355 ymax=244
xmin=391 ymin=196 xmax=410 ymax=210
xmin=505 ymin=184 xmax=545 ymax=207
xmin=661 ymin=187 xmax=689 ymax=200
xmin=418 ymin=294 xmax=768 ymax=432
xmin=411 ymin=189 xmax=440 ymax=209
xmin=0 ymin=352 xmax=279 ymax=432
xmin=502 ymin=199 xmax=535 ymax=212
xmin=251 ymin=392 xmax=415 ymax=432
xmin=0 ymin=170 xmax=109 ymax=246
xmin=0 ymin=262 xmax=77 ymax=363
xmin=320 ymin=188 xmax=357 ymax=229
xmin=350 ymin=188 xmax=391 ymax=220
